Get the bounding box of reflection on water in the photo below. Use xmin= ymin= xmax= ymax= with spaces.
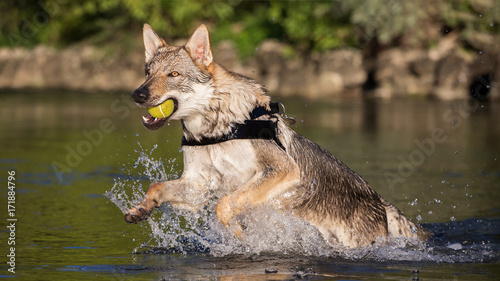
xmin=0 ymin=91 xmax=499 ymax=280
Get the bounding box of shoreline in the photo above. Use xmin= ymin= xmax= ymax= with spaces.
xmin=0 ymin=37 xmax=498 ymax=100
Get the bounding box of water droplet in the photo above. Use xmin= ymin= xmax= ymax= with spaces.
xmin=416 ymin=215 xmax=422 ymax=221
xmin=136 ymin=133 xmax=139 ymax=136
xmin=410 ymin=198 xmax=418 ymax=206
xmin=454 ymin=151 xmax=458 ymax=155
xmin=428 ymin=211 xmax=433 ymax=215
xmin=434 ymin=198 xmax=441 ymax=204
xmin=410 ymin=226 xmax=418 ymax=234
xmin=478 ymin=51 xmax=483 ymax=55
xmin=447 ymin=242 xmax=463 ymax=250
xmin=479 ymin=14 xmax=482 ymax=17
xmin=490 ymin=23 xmax=494 ymax=27
xmin=451 ymin=121 xmax=455 ymax=125
xmin=450 ymin=216 xmax=456 ymax=221
xmin=441 ymin=180 xmax=445 ymax=184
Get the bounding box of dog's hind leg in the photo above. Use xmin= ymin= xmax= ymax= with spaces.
xmin=124 ymin=179 xmax=204 ymax=223
xmin=215 ymin=157 xmax=301 ymax=237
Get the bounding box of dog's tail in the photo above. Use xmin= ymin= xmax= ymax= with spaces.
xmin=381 ymin=198 xmax=432 ymax=241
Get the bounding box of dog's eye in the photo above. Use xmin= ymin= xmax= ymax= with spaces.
xmin=169 ymin=71 xmax=179 ymax=77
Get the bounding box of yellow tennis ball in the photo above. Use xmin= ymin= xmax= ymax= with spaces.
xmin=147 ymin=99 xmax=175 ymax=119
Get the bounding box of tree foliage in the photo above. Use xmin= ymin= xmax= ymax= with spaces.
xmin=0 ymin=0 xmax=498 ymax=56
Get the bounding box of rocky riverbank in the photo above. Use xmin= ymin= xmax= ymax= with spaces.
xmin=0 ymin=34 xmax=498 ymax=100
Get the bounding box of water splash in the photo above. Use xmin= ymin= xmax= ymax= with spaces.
xmin=106 ymin=143 xmax=499 ymax=263
xmin=105 ymin=142 xmax=178 ymax=213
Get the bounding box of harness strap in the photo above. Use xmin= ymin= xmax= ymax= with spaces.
xmin=181 ymin=102 xmax=285 ymax=151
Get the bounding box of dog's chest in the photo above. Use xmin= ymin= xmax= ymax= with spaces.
xmin=182 ymin=140 xmax=259 ymax=189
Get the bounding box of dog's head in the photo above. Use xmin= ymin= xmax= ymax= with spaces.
xmin=132 ymin=24 xmax=215 ymax=130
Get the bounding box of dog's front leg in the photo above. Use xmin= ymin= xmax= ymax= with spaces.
xmin=124 ymin=179 xmax=199 ymax=223
xmin=215 ymin=164 xmax=300 ymax=237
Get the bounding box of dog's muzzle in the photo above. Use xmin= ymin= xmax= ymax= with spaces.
xmin=132 ymin=87 xmax=150 ymax=104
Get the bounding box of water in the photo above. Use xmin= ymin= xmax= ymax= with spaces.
xmin=0 ymin=91 xmax=499 ymax=280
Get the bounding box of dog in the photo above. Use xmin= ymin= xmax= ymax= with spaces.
xmin=125 ymin=23 xmax=430 ymax=248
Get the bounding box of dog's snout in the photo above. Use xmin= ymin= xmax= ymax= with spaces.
xmin=132 ymin=87 xmax=150 ymax=104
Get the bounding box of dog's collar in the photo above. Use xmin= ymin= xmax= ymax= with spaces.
xmin=181 ymin=102 xmax=285 ymax=150
xmin=249 ymin=101 xmax=280 ymax=119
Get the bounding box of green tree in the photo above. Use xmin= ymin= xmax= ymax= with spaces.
xmin=0 ymin=0 xmax=498 ymax=55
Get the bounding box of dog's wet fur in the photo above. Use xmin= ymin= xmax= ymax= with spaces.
xmin=125 ymin=24 xmax=430 ymax=248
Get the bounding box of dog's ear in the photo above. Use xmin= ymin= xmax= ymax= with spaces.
xmin=185 ymin=24 xmax=213 ymax=67
xmin=143 ymin=23 xmax=167 ymax=62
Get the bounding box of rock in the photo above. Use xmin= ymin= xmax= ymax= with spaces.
xmin=433 ymin=50 xmax=472 ymax=100
xmin=0 ymin=48 xmax=29 ymax=88
xmin=265 ymin=268 xmax=278 ymax=274
xmin=374 ymin=48 xmax=432 ymax=98
xmin=490 ymin=53 xmax=500 ymax=100
xmin=318 ymin=49 xmax=366 ymax=88
xmin=0 ymin=36 xmax=497 ymax=100
xmin=428 ymin=33 xmax=459 ymax=61
xmin=256 ymin=40 xmax=286 ymax=93
xmin=0 ymin=45 xmax=144 ymax=91
xmin=279 ymin=56 xmax=317 ymax=97
xmin=258 ymin=47 xmax=366 ymax=98
xmin=213 ymin=40 xmax=240 ymax=72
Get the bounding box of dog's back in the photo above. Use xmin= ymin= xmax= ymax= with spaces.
xmin=277 ymin=120 xmax=429 ymax=247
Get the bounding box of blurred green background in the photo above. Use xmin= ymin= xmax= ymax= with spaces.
xmin=2 ymin=0 xmax=499 ymax=57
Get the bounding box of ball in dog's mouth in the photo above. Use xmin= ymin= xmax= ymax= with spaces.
xmin=148 ymin=99 xmax=175 ymax=119
xmin=142 ymin=99 xmax=177 ymax=130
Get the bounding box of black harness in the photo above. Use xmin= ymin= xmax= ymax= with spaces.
xmin=181 ymin=102 xmax=285 ymax=151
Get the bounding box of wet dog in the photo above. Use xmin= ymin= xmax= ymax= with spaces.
xmin=125 ymin=24 xmax=430 ymax=247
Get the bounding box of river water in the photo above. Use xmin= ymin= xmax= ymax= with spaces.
xmin=0 ymin=91 xmax=499 ymax=280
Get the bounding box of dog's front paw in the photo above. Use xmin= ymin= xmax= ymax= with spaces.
xmin=124 ymin=206 xmax=151 ymax=223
